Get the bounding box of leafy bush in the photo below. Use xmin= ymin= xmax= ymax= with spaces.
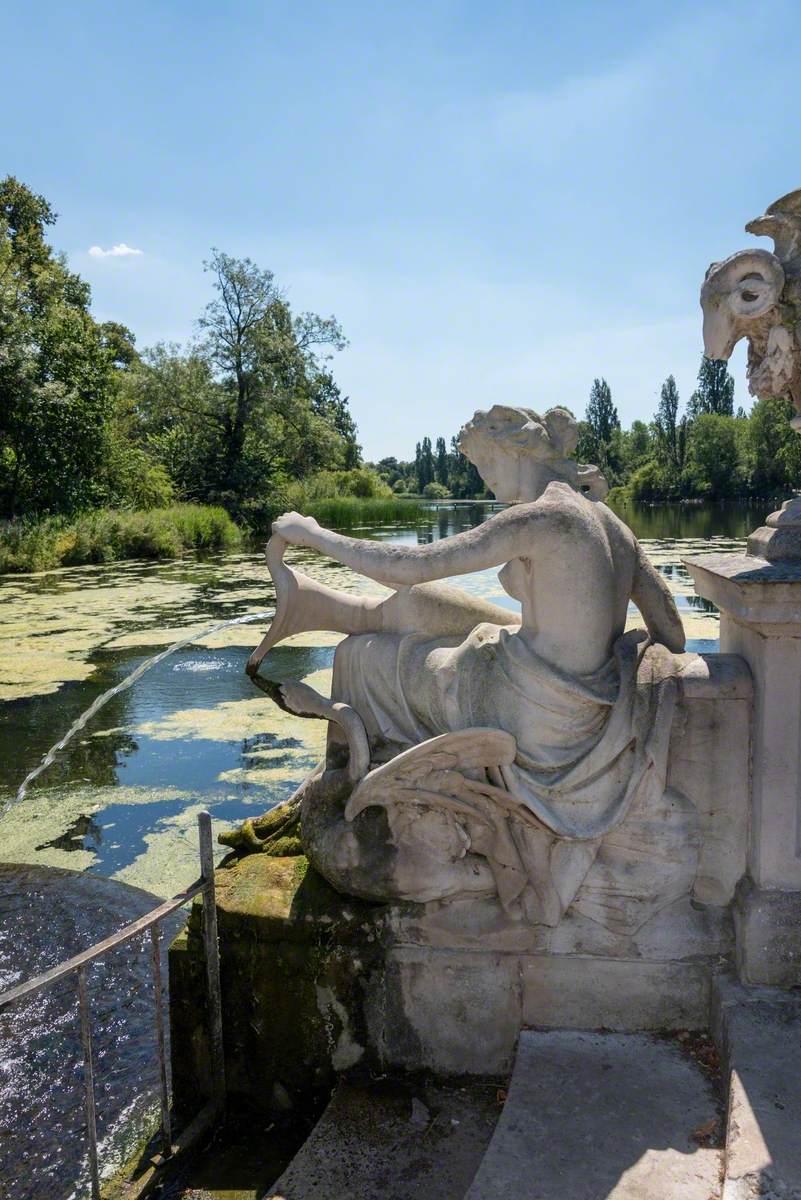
xmin=422 ymin=481 xmax=450 ymax=499
xmin=627 ymin=461 xmax=670 ymax=502
xmin=283 ymin=468 xmax=392 ymax=507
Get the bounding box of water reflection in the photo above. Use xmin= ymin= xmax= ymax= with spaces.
xmin=610 ymin=497 xmax=773 ymax=541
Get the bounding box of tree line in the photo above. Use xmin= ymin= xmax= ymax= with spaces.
xmin=4 ymin=175 xmax=800 ymax=532
xmin=372 ymin=437 xmax=484 ymax=499
xmin=0 ymin=177 xmax=362 ymax=529
xmin=386 ymin=364 xmax=801 ymax=503
xmin=576 ymin=366 xmax=801 ymax=501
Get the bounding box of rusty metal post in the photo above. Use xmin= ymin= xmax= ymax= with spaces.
xmin=77 ymin=966 xmax=101 ymax=1200
xmin=149 ymin=923 xmax=172 ymax=1154
xmin=198 ymin=811 xmax=226 ymax=1113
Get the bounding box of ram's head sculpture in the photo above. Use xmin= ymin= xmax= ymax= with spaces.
xmin=701 ymin=189 xmax=801 ymax=428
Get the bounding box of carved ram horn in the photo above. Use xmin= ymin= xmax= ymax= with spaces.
xmin=746 ymin=188 xmax=801 ymax=264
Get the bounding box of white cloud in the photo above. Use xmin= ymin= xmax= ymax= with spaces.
xmin=88 ymin=243 xmax=143 ymax=258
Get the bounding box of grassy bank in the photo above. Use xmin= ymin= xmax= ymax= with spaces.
xmin=0 ymin=504 xmax=241 ymax=573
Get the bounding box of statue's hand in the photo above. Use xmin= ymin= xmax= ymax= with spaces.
xmin=271 ymin=511 xmax=321 ymax=548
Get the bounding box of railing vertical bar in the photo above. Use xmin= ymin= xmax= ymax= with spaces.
xmin=198 ymin=811 xmax=226 ymax=1113
xmin=149 ymin=923 xmax=172 ymax=1154
xmin=77 ymin=966 xmax=101 ymax=1200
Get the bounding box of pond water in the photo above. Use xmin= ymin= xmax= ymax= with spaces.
xmin=0 ymin=499 xmax=771 ymax=896
xmin=0 ymin=498 xmax=771 ymax=1198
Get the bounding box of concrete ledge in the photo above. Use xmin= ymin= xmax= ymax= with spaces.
xmin=711 ymin=975 xmax=801 ymax=1199
xmin=465 ymin=1030 xmax=722 ymax=1200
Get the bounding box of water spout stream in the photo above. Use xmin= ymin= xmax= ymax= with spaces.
xmin=11 ymin=609 xmax=275 ymax=808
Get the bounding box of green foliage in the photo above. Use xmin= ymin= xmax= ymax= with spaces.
xmin=0 ymin=180 xmax=362 ymax=535
xmin=423 ymin=480 xmax=450 ymax=499
xmin=748 ymin=395 xmax=801 ymax=495
xmin=0 ymin=177 xmax=120 ymax=517
xmin=627 ymin=459 xmax=675 ymax=502
xmin=435 ymin=436 xmax=449 ymax=484
xmin=285 ymin=467 xmax=391 ymax=505
xmin=576 ymin=378 xmax=622 ymax=483
xmin=585 ymin=377 xmax=619 ymax=442
xmin=116 ymin=252 xmax=358 ymax=523
xmin=688 ymin=356 xmax=735 ymax=417
xmin=415 ymin=437 xmax=434 ymax=490
xmin=448 ymin=436 xmax=485 ymax=498
xmin=0 ymin=504 xmax=241 ymax=573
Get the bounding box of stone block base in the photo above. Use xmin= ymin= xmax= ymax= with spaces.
xmin=364 ymin=948 xmax=711 ymax=1076
xmin=169 ymin=854 xmax=383 ymax=1118
xmin=169 ymin=853 xmax=730 ymax=1114
xmin=734 ymin=879 xmax=801 ymax=987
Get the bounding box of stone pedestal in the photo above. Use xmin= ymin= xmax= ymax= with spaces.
xmin=684 ymin=549 xmax=801 ymax=986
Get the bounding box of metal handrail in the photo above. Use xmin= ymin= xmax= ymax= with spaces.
xmin=0 ymin=811 xmax=226 ymax=1200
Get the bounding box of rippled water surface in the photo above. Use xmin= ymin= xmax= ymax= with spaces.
xmin=0 ymin=863 xmax=185 ymax=1199
xmin=0 ymin=498 xmax=770 ymax=1198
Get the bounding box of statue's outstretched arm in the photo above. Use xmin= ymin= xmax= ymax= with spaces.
xmin=631 ymin=545 xmax=685 ymax=653
xmin=271 ymin=504 xmax=546 ymax=587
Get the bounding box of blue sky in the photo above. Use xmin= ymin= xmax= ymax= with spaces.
xmin=4 ymin=1 xmax=801 ymax=460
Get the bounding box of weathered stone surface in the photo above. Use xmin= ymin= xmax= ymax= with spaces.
xmin=170 ymin=843 xmax=734 ymax=1115
xmin=700 ymin=188 xmax=801 ymax=425
xmin=169 ymin=854 xmax=383 ymax=1118
xmin=685 ymin=553 xmax=801 ymax=896
xmin=711 ymin=975 xmax=801 ymax=1198
xmin=734 ymin=881 xmax=801 ymax=988
xmin=264 ymin=1077 xmax=502 ymax=1200
xmin=366 ymin=947 xmax=522 ymax=1075
xmin=520 ymin=954 xmax=711 ymax=1031
xmin=671 ymin=653 xmax=751 ymax=907
xmin=465 ymin=1030 xmax=723 ymax=1199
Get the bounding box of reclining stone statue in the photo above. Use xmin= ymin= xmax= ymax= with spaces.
xmin=228 ymin=404 xmax=699 ymax=937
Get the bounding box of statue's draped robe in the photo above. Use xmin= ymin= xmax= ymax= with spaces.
xmin=332 ymin=623 xmax=698 ymax=934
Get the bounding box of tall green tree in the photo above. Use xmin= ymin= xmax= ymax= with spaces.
xmin=119 ymin=251 xmax=356 ymax=520
xmin=653 ymin=375 xmax=687 ymax=477
xmin=309 ymin=371 xmax=361 ymax=468
xmin=417 ymin=436 xmax=434 ymax=489
xmin=435 ymin=436 xmax=449 ymax=485
xmin=0 ymin=176 xmax=117 ymax=517
xmin=195 ymin=249 xmax=347 ymax=494
xmin=688 ymin=357 xmax=735 ymax=417
xmin=586 ymin=378 xmax=619 ymax=444
xmin=449 ymin=436 xmax=484 ymax=497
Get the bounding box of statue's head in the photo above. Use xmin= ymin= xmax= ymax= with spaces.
xmin=458 ymin=404 xmax=608 ymax=503
xmin=701 ymin=188 xmax=801 ymax=426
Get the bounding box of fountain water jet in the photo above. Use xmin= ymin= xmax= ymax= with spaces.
xmin=11 ymin=609 xmax=275 ymax=807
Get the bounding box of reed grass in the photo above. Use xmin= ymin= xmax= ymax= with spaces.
xmin=301 ymin=495 xmax=425 ymax=528
xmin=0 ymin=505 xmax=241 ymax=573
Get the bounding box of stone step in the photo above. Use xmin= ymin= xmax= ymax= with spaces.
xmin=262 ymin=1076 xmax=502 ymax=1200
xmin=712 ymin=975 xmax=801 ymax=1199
xmin=464 ymin=1029 xmax=724 ymax=1200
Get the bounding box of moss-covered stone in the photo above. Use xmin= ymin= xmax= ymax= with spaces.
xmin=170 ymin=852 xmax=385 ymax=1121
xmin=216 ymin=797 xmax=304 ymax=857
